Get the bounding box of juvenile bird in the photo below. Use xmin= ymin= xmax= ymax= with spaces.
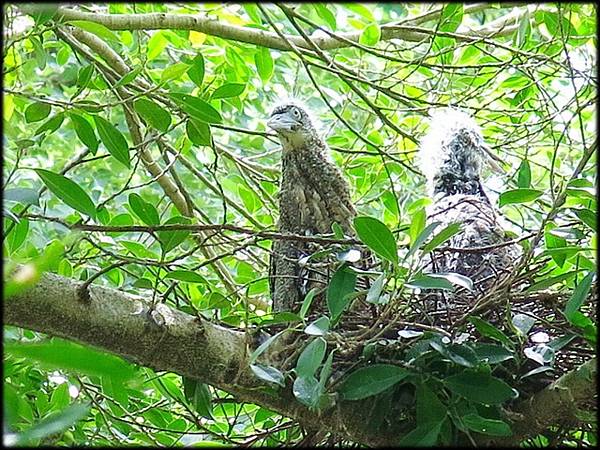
xmin=419 ymin=108 xmax=519 ymax=292
xmin=267 ymin=102 xmax=356 ymax=312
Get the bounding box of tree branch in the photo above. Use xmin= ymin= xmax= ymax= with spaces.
xmin=20 ymin=4 xmax=534 ymax=52
xmin=3 ymin=271 xmax=402 ymax=446
xmin=492 ymin=357 xmax=597 ymax=445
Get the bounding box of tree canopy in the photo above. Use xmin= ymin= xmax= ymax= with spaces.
xmin=3 ymin=3 xmax=597 ymax=447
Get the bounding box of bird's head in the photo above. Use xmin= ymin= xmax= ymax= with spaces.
xmin=267 ymin=103 xmax=317 ymax=148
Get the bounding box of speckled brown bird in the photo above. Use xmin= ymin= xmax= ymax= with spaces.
xmin=419 ymin=108 xmax=520 ymax=293
xmin=267 ymin=102 xmax=356 ymax=312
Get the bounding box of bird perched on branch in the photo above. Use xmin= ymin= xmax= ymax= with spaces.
xmin=267 ymin=102 xmax=357 ymax=312
xmin=419 ymin=108 xmax=519 ymax=292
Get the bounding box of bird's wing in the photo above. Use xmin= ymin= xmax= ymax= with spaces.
xmin=295 ymin=149 xmax=356 ymax=233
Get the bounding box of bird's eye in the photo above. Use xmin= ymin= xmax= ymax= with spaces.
xmin=292 ymin=108 xmax=301 ymax=118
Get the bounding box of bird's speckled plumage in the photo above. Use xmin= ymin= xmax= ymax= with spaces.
xmin=268 ymin=103 xmax=357 ymax=312
xmin=420 ymin=108 xmax=519 ymax=292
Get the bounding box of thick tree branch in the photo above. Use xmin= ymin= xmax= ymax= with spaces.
xmin=20 ymin=4 xmax=534 ymax=52
xmin=4 ymin=271 xmax=403 ymax=446
xmin=492 ymin=357 xmax=597 ymax=445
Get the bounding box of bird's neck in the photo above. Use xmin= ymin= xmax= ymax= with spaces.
xmin=432 ymin=171 xmax=490 ymax=204
xmin=280 ymin=134 xmax=325 ymax=155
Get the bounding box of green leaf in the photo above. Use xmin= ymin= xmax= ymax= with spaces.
xmin=134 ymin=98 xmax=171 ymax=133
xmin=293 ymin=375 xmax=321 ymax=409
xmin=296 ymin=337 xmax=326 ymax=378
xmin=249 ymin=330 xmax=286 ymax=364
xmin=93 ymin=115 xmax=130 ymax=168
xmin=69 ymin=113 xmax=98 ymax=154
xmin=314 ymin=4 xmax=337 ymax=30
xmin=67 ymin=20 xmax=120 ymax=43
xmin=545 ymin=222 xmax=567 ymax=267
xmin=114 ymin=67 xmax=143 ymax=88
xmin=158 ymin=216 xmax=191 ymax=254
xmin=512 ymin=313 xmax=536 ymax=336
xmin=6 ymin=218 xmax=29 ymax=253
xmin=345 ymin=3 xmax=375 ymax=22
xmin=353 ymin=216 xmax=398 ymax=264
xmin=573 ymin=208 xmax=597 ymax=231
xmin=422 ymin=222 xmax=462 ymax=253
xmin=120 ymin=240 xmax=157 ymax=259
xmin=4 ymin=188 xmax=40 ymax=207
xmin=517 ymin=159 xmax=531 ymax=188
xmin=472 ymin=343 xmax=514 ymax=364
xmin=304 ymin=316 xmax=330 ymax=336
xmin=267 ymin=312 xmax=302 ymax=325
xmin=186 ymin=119 xmax=212 ymax=146
xmin=405 ymin=274 xmax=454 ymax=291
xmin=165 ymin=270 xmax=206 ymax=284
xmin=160 ymin=62 xmax=190 ymax=83
xmin=49 ymin=383 xmax=70 ymax=411
xmin=17 ymin=403 xmax=91 ymax=446
xmin=359 ymin=23 xmax=380 ymax=46
xmin=319 ymin=350 xmax=335 ymax=390
xmin=439 ymin=3 xmax=463 ymax=32
xmin=34 ymin=113 xmax=64 ymax=136
xmin=187 ymin=54 xmax=205 ymax=88
xmin=108 ymin=213 xmax=134 ymax=232
xmin=338 ymin=364 xmax=409 ymax=400
xmin=254 ymin=46 xmax=274 ymax=83
xmin=25 ymin=102 xmax=51 ymax=123
xmin=468 ymin=317 xmax=513 ymax=349
xmin=30 ymin=37 xmax=46 ymax=70
xmin=366 ymin=273 xmax=386 ymax=304
xmin=299 ymin=287 xmax=319 ymax=319
xmin=547 ymin=333 xmax=577 ymax=351
xmin=34 ymin=169 xmax=96 ymax=218
xmin=250 ymin=364 xmax=285 ymax=387
xmin=435 ymin=273 xmax=473 ymax=290
xmin=463 ymin=413 xmax=512 ymax=436
xmin=416 ymin=383 xmax=447 ymax=426
xmin=146 ymin=32 xmax=167 ymax=61
xmin=128 ymin=193 xmax=159 ymax=226
xmin=564 ymin=271 xmax=595 ymax=322
xmin=30 ymin=4 xmax=57 ymax=25
xmin=182 ymin=378 xmax=212 ymax=419
xmin=211 ymin=83 xmax=246 ymax=100
xmin=243 ymin=4 xmax=262 ymax=24
xmin=5 ymin=339 xmax=135 ymax=383
xmin=326 ymin=265 xmax=357 ymax=324
xmin=170 ymin=93 xmax=222 ymax=124
xmin=398 ymin=421 xmax=443 ymax=447
xmin=407 ymin=221 xmax=441 ymax=258
xmin=525 ymin=270 xmax=580 ymax=293
xmin=515 ymin=11 xmax=531 ymax=47
xmin=409 ymin=208 xmax=426 ymax=247
xmin=499 ymin=189 xmax=543 ymax=207
xmin=430 ymin=341 xmax=478 ymax=367
xmin=542 ymin=11 xmax=574 ymax=38
xmin=77 ymin=64 xmax=94 ymax=89
xmin=444 ymin=370 xmax=515 ymax=404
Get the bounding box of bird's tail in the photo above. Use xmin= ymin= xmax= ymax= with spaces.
xmin=419 ymin=108 xmax=489 ymax=198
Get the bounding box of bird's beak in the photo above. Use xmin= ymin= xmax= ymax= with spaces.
xmin=267 ymin=113 xmax=298 ymax=132
xmin=481 ymin=143 xmax=506 ymax=174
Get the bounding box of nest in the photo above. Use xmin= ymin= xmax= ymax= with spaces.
xmin=265 ymin=266 xmax=595 ymax=397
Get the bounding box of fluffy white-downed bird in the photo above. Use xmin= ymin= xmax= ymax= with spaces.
xmin=419 ymin=108 xmax=520 ymax=293
xmin=267 ymin=102 xmax=357 ymax=313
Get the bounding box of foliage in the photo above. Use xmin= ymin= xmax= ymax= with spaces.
xmin=3 ymin=2 xmax=597 ymax=446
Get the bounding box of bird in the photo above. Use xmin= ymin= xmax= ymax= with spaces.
xmin=419 ymin=108 xmax=519 ymax=293
xmin=267 ymin=102 xmax=357 ymax=313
